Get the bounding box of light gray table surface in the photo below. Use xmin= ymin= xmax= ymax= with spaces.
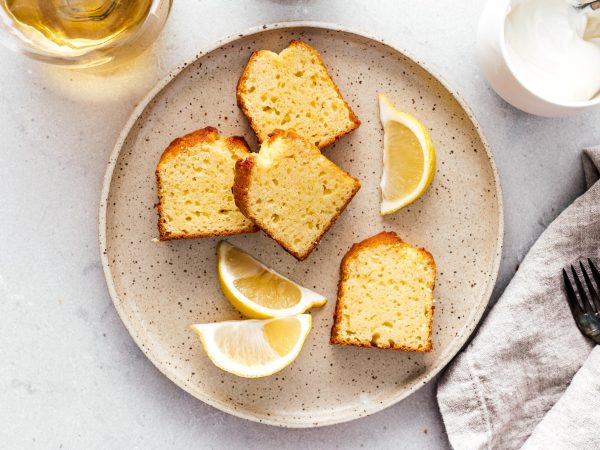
xmin=2 ymin=1 xmax=598 ymax=448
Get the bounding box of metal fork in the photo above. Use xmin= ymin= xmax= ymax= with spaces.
xmin=563 ymin=259 xmax=600 ymax=344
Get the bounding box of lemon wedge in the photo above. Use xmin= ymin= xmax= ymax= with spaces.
xmin=191 ymin=314 xmax=311 ymax=378
xmin=217 ymin=241 xmax=326 ymax=319
xmin=378 ymin=93 xmax=436 ymax=215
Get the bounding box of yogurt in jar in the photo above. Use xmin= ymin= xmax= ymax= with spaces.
xmin=504 ymin=0 xmax=600 ymax=103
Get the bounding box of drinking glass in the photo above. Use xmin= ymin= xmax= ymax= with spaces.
xmin=0 ymin=0 xmax=172 ymax=68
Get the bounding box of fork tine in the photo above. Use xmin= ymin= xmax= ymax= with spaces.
xmin=563 ymin=269 xmax=584 ymax=319
xmin=589 ymin=259 xmax=600 ymax=288
xmin=580 ymin=261 xmax=600 ymax=314
xmin=571 ymin=265 xmax=595 ymax=315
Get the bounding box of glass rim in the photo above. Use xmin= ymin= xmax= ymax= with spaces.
xmin=0 ymin=0 xmax=172 ymax=67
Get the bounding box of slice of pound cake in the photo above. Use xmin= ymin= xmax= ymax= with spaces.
xmin=330 ymin=232 xmax=436 ymax=352
xmin=232 ymin=129 xmax=360 ymax=261
xmin=156 ymin=127 xmax=257 ymax=240
xmin=237 ymin=40 xmax=360 ymax=149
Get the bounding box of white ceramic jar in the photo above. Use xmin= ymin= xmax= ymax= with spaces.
xmin=477 ymin=0 xmax=600 ymax=117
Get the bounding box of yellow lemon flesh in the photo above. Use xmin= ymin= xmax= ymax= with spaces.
xmin=217 ymin=241 xmax=326 ymax=319
xmin=378 ymin=93 xmax=436 ymax=215
xmin=191 ymin=314 xmax=311 ymax=378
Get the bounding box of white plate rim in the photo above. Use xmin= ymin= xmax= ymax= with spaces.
xmin=98 ymin=20 xmax=504 ymax=427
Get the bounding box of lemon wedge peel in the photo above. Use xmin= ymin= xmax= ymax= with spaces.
xmin=191 ymin=314 xmax=312 ymax=378
xmin=378 ymin=93 xmax=436 ymax=215
xmin=217 ymin=241 xmax=326 ymax=319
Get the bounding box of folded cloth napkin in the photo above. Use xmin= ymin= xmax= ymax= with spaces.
xmin=522 ymin=346 xmax=600 ymax=449
xmin=437 ymin=147 xmax=600 ymax=450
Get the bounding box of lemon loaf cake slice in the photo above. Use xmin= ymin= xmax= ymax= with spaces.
xmin=156 ymin=127 xmax=257 ymax=240
xmin=232 ymin=129 xmax=360 ymax=260
xmin=330 ymin=232 xmax=436 ymax=352
xmin=237 ymin=40 xmax=360 ymax=149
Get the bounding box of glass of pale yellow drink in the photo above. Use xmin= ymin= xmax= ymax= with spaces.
xmin=0 ymin=0 xmax=172 ymax=68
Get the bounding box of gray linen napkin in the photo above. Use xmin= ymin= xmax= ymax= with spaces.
xmin=437 ymin=147 xmax=600 ymax=450
xmin=522 ymin=346 xmax=600 ymax=449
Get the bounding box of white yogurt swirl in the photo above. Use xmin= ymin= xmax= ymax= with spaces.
xmin=505 ymin=0 xmax=600 ymax=103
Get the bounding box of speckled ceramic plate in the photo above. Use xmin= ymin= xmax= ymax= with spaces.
xmin=100 ymin=22 xmax=503 ymax=427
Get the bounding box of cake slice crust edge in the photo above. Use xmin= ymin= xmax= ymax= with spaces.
xmin=330 ymin=231 xmax=437 ymax=352
xmin=156 ymin=127 xmax=258 ymax=241
xmin=232 ymin=129 xmax=361 ymax=261
xmin=236 ymin=39 xmax=361 ymax=149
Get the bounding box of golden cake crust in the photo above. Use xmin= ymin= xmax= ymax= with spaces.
xmin=236 ymin=40 xmax=361 ymax=149
xmin=156 ymin=127 xmax=257 ymax=240
xmin=330 ymin=231 xmax=436 ymax=352
xmin=232 ymin=129 xmax=360 ymax=261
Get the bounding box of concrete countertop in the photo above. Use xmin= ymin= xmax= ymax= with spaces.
xmin=2 ymin=1 xmax=599 ymax=448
